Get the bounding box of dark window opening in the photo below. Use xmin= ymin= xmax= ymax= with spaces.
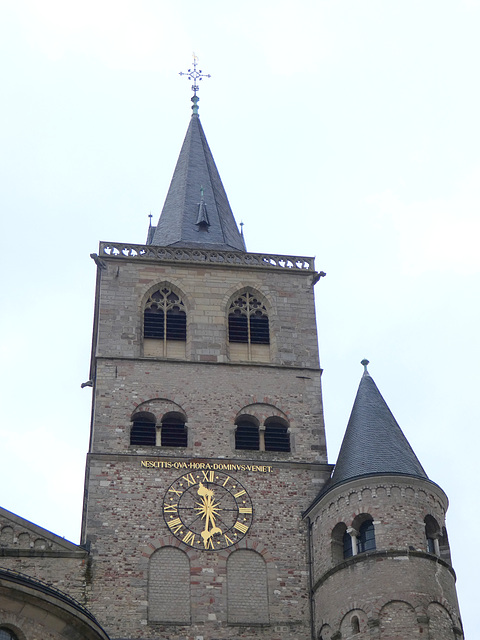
xmin=357 ymin=520 xmax=376 ymax=553
xmin=351 ymin=616 xmax=360 ymax=634
xmin=144 ymin=308 xmax=164 ymax=339
xmin=161 ymin=421 xmax=187 ymax=447
xmin=427 ymin=536 xmax=436 ymax=554
xmin=235 ymin=422 xmax=260 ymax=450
xmin=343 ymin=530 xmax=353 ymax=558
xmin=250 ymin=314 xmax=269 ymax=344
xmin=130 ymin=420 xmax=156 ymax=446
xmin=166 ymin=308 xmax=186 ymax=340
xmin=264 ymin=423 xmax=290 ymax=452
xmin=144 ymin=288 xmax=186 ymax=342
xmin=228 ymin=292 xmax=269 ymax=345
xmin=0 ymin=630 xmax=19 ymax=640
xmin=228 ymin=313 xmax=248 ymax=342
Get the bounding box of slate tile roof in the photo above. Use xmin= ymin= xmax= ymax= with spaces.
xmin=149 ymin=113 xmax=246 ymax=252
xmin=327 ymin=369 xmax=428 ymax=491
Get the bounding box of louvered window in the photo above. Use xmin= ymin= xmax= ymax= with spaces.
xmin=235 ymin=421 xmax=260 ymax=450
xmin=161 ymin=419 xmax=187 ymax=448
xmin=144 ymin=288 xmax=186 ymax=341
xmin=228 ymin=293 xmax=269 ymax=345
xmin=264 ymin=422 xmax=290 ymax=452
xmin=130 ymin=419 xmax=156 ymax=446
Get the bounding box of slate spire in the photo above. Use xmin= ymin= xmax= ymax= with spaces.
xmin=148 ymin=111 xmax=246 ymax=252
xmin=329 ymin=361 xmax=428 ymax=490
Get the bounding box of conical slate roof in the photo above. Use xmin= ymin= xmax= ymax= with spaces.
xmin=329 ymin=365 xmax=428 ymax=489
xmin=149 ymin=113 xmax=246 ymax=252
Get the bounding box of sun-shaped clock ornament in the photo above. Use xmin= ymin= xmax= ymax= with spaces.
xmin=162 ymin=470 xmax=253 ymax=550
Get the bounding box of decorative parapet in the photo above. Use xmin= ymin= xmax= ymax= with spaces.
xmin=98 ymin=242 xmax=316 ymax=272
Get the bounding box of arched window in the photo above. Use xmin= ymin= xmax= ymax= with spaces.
xmin=425 ymin=515 xmax=440 ymax=555
xmin=228 ymin=291 xmax=270 ymax=362
xmin=351 ymin=615 xmax=360 ymax=634
xmin=0 ymin=630 xmax=19 ymax=640
xmin=357 ymin=519 xmax=376 ymax=553
xmin=130 ymin=412 xmax=156 ymax=446
xmin=144 ymin=287 xmax=186 ymax=358
xmin=161 ymin=413 xmax=187 ymax=447
xmin=264 ymin=418 xmax=290 ymax=452
xmin=331 ymin=522 xmax=348 ymax=563
xmin=235 ymin=417 xmax=259 ymax=450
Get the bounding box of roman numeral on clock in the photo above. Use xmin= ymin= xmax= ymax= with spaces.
xmin=234 ymin=521 xmax=249 ymax=534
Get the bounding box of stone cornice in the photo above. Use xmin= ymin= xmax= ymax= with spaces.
xmin=312 ymin=549 xmax=456 ymax=593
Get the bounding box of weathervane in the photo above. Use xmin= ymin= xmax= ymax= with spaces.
xmin=179 ymin=53 xmax=211 ymax=114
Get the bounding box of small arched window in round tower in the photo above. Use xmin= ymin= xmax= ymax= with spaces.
xmin=0 ymin=629 xmax=19 ymax=640
xmin=425 ymin=515 xmax=441 ymax=555
xmin=351 ymin=615 xmax=360 ymax=634
xmin=235 ymin=416 xmax=260 ymax=450
xmin=130 ymin=412 xmax=157 ymax=446
xmin=357 ymin=519 xmax=376 ymax=553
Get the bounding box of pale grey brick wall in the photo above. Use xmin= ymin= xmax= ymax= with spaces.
xmin=227 ymin=550 xmax=268 ymax=624
xmin=148 ymin=547 xmax=190 ymax=623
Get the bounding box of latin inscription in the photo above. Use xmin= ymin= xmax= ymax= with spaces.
xmin=142 ymin=460 xmax=273 ymax=473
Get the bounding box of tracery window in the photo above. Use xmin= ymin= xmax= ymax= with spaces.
xmin=144 ymin=287 xmax=186 ymax=358
xmin=228 ymin=291 xmax=270 ymax=362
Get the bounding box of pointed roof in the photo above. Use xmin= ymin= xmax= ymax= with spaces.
xmin=149 ymin=113 xmax=246 ymax=252
xmin=328 ymin=362 xmax=428 ymax=490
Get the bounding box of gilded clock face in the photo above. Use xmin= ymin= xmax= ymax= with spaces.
xmin=163 ymin=470 xmax=253 ymax=550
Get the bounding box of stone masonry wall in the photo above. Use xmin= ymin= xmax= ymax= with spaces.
xmin=308 ymin=476 xmax=463 ymax=639
xmin=94 ymin=257 xmax=321 ymax=369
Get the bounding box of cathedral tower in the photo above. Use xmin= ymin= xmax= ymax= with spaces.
xmin=0 ymin=72 xmax=464 ymax=640
xmin=81 ymin=88 xmax=330 ymax=639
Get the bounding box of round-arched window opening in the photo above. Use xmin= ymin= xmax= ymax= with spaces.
xmin=161 ymin=412 xmax=187 ymax=448
xmin=235 ymin=417 xmax=260 ymax=450
xmin=0 ymin=629 xmax=19 ymax=640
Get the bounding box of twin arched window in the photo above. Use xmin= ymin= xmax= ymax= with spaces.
xmin=235 ymin=416 xmax=290 ymax=452
xmin=332 ymin=516 xmax=376 ymax=562
xmin=130 ymin=412 xmax=187 ymax=448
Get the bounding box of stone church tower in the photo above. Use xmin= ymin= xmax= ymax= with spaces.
xmin=0 ymin=85 xmax=464 ymax=640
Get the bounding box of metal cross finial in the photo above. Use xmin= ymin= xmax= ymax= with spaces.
xmin=179 ymin=53 xmax=211 ymax=114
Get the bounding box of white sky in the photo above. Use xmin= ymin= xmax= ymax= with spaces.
xmin=0 ymin=1 xmax=478 ymax=635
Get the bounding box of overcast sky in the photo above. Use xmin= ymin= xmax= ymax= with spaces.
xmin=0 ymin=1 xmax=478 ymax=635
